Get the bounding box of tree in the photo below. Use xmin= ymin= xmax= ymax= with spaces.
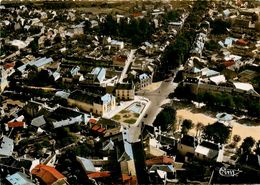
xmin=254 ymin=140 xmax=260 ymax=155
xmin=54 ymin=33 xmax=62 ymax=44
xmin=163 ymin=10 xmax=180 ymax=23
xmin=84 ymin=20 xmax=92 ymax=33
xmin=202 ymin=122 xmax=231 ymax=144
xmin=185 ymin=160 xmax=206 ymax=181
xmin=205 ymin=40 xmax=220 ymax=51
xmin=181 ymin=119 xmax=194 ymax=135
xmin=153 ymin=106 xmax=176 ymax=132
xmin=29 ymin=37 xmax=39 ymax=53
xmin=196 ymin=122 xmax=204 ymax=137
xmin=211 ymin=19 xmax=231 ymax=35
xmin=233 ymin=134 xmax=241 ymax=143
xmin=44 ymin=39 xmax=51 ymax=47
xmin=240 ymin=137 xmax=255 ymax=154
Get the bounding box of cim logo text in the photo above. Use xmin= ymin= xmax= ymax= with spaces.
xmin=219 ymin=167 xmax=242 ymax=177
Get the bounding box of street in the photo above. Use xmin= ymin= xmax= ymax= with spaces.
xmin=136 ymin=77 xmax=178 ymax=126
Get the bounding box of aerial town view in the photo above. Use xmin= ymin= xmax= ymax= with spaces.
xmin=0 ymin=0 xmax=259 ymax=184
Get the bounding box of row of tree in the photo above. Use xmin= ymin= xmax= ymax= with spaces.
xmin=173 ymin=85 xmax=260 ymax=117
xmin=157 ymin=0 xmax=209 ymax=79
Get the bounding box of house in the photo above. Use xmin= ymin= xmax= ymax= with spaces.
xmin=183 ymin=67 xmax=202 ymax=79
xmin=7 ymin=121 xmax=26 ymax=128
xmin=195 ymin=141 xmax=220 ymax=160
xmin=201 ymin=68 xmax=220 ymax=78
xmin=76 ymin=156 xmax=96 ymax=173
xmin=190 ymin=33 xmax=207 ymax=57
xmin=0 ymin=134 xmax=14 ymax=157
xmin=146 ymin=156 xmax=174 ymax=167
xmin=6 ymin=172 xmax=34 ymax=185
xmin=68 ymin=23 xmax=84 ymax=36
xmin=68 ymin=90 xmax=116 ymax=116
xmin=23 ymin=100 xmax=48 ymax=117
xmin=62 ymin=66 xmax=81 ymax=83
xmin=31 ymin=164 xmax=68 ymax=185
xmin=18 ymin=57 xmax=53 ymax=73
xmin=209 ymin=75 xmax=226 ymax=85
xmin=84 ymin=67 xmax=106 ymax=85
xmin=115 ymin=83 xmax=135 ymax=100
xmin=224 ymin=37 xmax=237 ymax=48
xmin=31 ymin=115 xmax=46 ymax=128
xmin=46 ymin=106 xmax=87 ymax=129
xmin=177 ymin=135 xmax=197 ymax=157
xmin=110 ymin=40 xmax=124 ymax=50
xmin=138 ymin=73 xmax=152 ymax=89
xmin=112 ymin=55 xmax=127 ymax=67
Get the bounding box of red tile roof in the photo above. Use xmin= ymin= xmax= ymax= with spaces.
xmin=236 ymin=39 xmax=248 ymax=46
xmin=91 ymin=125 xmax=100 ymax=131
xmin=7 ymin=122 xmax=25 ymax=128
xmin=122 ymin=174 xmax=137 ymax=185
xmin=97 ymin=127 xmax=106 ymax=133
xmin=132 ymin=12 xmax=143 ymax=17
xmin=88 ymin=119 xmax=97 ymax=124
xmin=146 ymin=156 xmax=173 ymax=167
xmin=4 ymin=62 xmax=15 ymax=69
xmin=112 ymin=55 xmax=127 ymax=63
xmin=87 ymin=171 xmax=110 ymax=179
xmin=31 ymin=164 xmax=65 ymax=185
xmin=223 ymin=60 xmax=235 ymax=67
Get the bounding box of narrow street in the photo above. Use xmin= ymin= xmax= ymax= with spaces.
xmin=118 ymin=49 xmax=136 ymax=83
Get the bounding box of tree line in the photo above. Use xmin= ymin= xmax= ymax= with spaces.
xmin=156 ymin=0 xmax=209 ymax=80
xmin=173 ymin=85 xmax=260 ymax=117
xmin=97 ymin=14 xmax=155 ymax=46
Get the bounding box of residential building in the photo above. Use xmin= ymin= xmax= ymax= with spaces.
xmin=138 ymin=73 xmax=152 ymax=89
xmin=177 ymin=135 xmax=197 ymax=157
xmin=112 ymin=55 xmax=127 ymax=67
xmin=0 ymin=134 xmax=14 ymax=157
xmin=115 ymin=83 xmax=135 ymax=100
xmin=84 ymin=67 xmax=106 ymax=85
xmin=31 ymin=164 xmax=68 ymax=185
xmin=5 ymin=172 xmax=34 ymax=185
xmin=46 ymin=106 xmax=89 ymax=129
xmin=110 ymin=40 xmax=124 ymax=50
xmin=195 ymin=141 xmax=220 ymax=160
xmin=68 ymin=90 xmax=116 ymax=116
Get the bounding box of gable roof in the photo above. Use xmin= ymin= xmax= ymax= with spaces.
xmin=6 ymin=172 xmax=34 ymax=185
xmin=0 ymin=135 xmax=14 ymax=156
xmin=90 ymin=67 xmax=106 ymax=83
xmin=233 ymin=82 xmax=254 ymax=91
xmin=87 ymin=171 xmax=110 ymax=179
xmin=31 ymin=164 xmax=65 ymax=185
xmin=8 ymin=121 xmax=25 ymax=128
xmin=195 ymin=141 xmax=219 ymax=158
xmin=31 ymin=115 xmax=46 ymax=127
xmin=146 ymin=156 xmax=173 ymax=167
xmin=18 ymin=57 xmax=53 ymax=72
xmin=209 ymin=75 xmax=226 ymax=85
xmin=69 ymin=90 xmax=114 ymax=105
xmin=76 ymin=156 xmax=96 ymax=173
